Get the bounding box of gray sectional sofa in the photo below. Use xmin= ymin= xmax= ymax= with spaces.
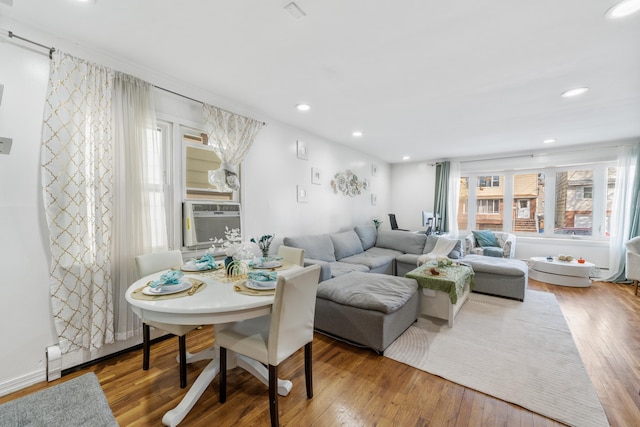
xmin=283 ymin=226 xmax=463 ymax=282
xmin=283 ymin=226 xmax=463 ymax=353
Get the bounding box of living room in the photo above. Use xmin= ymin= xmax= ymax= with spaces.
xmin=0 ymin=1 xmax=639 ymax=426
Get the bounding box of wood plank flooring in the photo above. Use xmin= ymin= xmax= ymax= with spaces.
xmin=2 ymin=279 xmax=639 ymax=426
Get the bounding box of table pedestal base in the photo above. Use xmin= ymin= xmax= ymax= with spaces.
xmin=163 ymin=347 xmax=292 ymax=427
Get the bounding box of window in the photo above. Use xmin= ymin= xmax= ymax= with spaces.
xmin=478 ymin=176 xmax=500 ymax=188
xmin=475 ymin=175 xmax=504 ymax=230
xmin=555 ymin=169 xmax=593 ymax=236
xmin=182 ymin=126 xmax=233 ymax=200
xmin=146 ymin=121 xmax=171 ymax=250
xmin=460 ymin=162 xmax=613 ymax=239
xmin=477 ymin=199 xmax=500 ymax=214
xmin=512 ymin=173 xmax=543 ymax=233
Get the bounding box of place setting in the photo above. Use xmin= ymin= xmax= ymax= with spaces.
xmin=234 ymin=271 xmax=278 ymax=296
xmin=180 ymin=253 xmax=219 ymax=272
xmin=131 ymin=269 xmax=206 ymax=300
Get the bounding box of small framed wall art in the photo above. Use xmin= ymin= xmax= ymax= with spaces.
xmin=297 ymin=185 xmax=309 ymax=203
xmin=371 ymin=163 xmax=378 ymax=176
xmin=297 ymin=140 xmax=308 ymax=160
xmin=371 ymin=193 xmax=377 ymax=206
xmin=311 ymin=167 xmax=322 ymax=185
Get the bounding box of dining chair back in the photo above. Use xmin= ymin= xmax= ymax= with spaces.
xmin=276 ymin=245 xmax=305 ymax=266
xmin=135 ymin=250 xmax=183 ymax=277
xmin=134 ymin=249 xmax=194 ymax=388
xmin=217 ymin=264 xmax=321 ymax=427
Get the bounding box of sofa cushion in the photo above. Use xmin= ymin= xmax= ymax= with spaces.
xmin=283 ymin=234 xmax=336 ymax=262
xmin=340 ymin=252 xmax=395 ymax=270
xmin=329 ymin=261 xmax=370 ymax=277
xmin=422 ymin=235 xmax=463 ymax=259
xmin=482 ymin=247 xmax=504 ymax=257
xmin=472 ymin=230 xmax=499 ymax=248
xmin=330 ymin=230 xmax=364 ymax=260
xmin=317 ymin=272 xmax=418 ymax=314
xmin=354 ymin=224 xmax=377 ymax=250
xmin=376 ymin=230 xmax=427 ymax=255
xmin=461 ymin=255 xmax=527 ymax=276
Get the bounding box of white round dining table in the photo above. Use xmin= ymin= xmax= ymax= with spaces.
xmin=125 ymin=266 xmax=300 ymax=426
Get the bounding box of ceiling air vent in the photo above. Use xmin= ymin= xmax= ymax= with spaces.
xmin=284 ymin=2 xmax=306 ymax=20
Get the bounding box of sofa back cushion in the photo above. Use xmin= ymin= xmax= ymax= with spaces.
xmin=330 ymin=230 xmax=365 ymax=260
xmin=375 ymin=230 xmax=427 ymax=255
xmin=354 ymin=224 xmax=377 ymax=250
xmin=283 ymin=234 xmax=336 ymax=262
xmin=423 ymin=235 xmax=463 ymax=259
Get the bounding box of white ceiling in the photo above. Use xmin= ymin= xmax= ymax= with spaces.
xmin=2 ymin=0 xmax=639 ymax=163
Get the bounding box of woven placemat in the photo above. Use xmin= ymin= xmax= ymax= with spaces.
xmin=130 ymin=278 xmax=207 ymax=301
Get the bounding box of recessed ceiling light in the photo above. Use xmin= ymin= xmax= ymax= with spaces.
xmin=543 ymin=139 xmax=556 ymax=144
xmin=402 ymin=155 xmax=411 ymax=161
xmin=561 ymin=87 xmax=589 ymax=98
xmin=352 ymin=131 xmax=363 ymax=137
xmin=296 ymin=104 xmax=310 ymax=111
xmin=606 ymin=0 xmax=640 ymax=18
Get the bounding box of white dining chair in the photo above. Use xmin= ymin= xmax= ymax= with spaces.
xmin=217 ymin=264 xmax=321 ymax=427
xmin=625 ymin=236 xmax=640 ymax=295
xmin=276 ymin=245 xmax=305 ymax=266
xmin=135 ymin=250 xmax=195 ymax=389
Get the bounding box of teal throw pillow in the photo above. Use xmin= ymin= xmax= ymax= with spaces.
xmin=472 ymin=230 xmax=499 ymax=248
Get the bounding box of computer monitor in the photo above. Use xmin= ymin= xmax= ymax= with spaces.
xmin=421 ymin=211 xmax=434 ymax=227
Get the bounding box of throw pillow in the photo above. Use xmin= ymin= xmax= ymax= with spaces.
xmin=472 ymin=230 xmax=499 ymax=248
xmin=330 ymin=230 xmax=365 ymax=260
xmin=354 ymin=224 xmax=377 ymax=250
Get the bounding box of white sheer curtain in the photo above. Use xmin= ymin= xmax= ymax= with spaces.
xmin=41 ymin=51 xmax=115 ymax=353
xmin=202 ymin=104 xmax=264 ymax=191
xmin=112 ymin=73 xmax=167 ymax=340
xmin=448 ymin=161 xmax=461 ymax=238
xmin=602 ymin=143 xmax=639 ymax=281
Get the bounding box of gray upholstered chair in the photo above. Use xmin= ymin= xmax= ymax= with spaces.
xmin=134 ymin=250 xmax=195 ymax=388
xmin=625 ymin=236 xmax=640 ymax=295
xmin=277 ymin=245 xmax=305 ymax=266
xmin=217 ymin=265 xmax=321 ymax=427
xmin=465 ymin=230 xmax=516 ymax=258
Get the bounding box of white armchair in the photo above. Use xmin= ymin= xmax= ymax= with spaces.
xmin=625 ymin=236 xmax=640 ymax=295
xmin=465 ymin=230 xmax=516 ymax=259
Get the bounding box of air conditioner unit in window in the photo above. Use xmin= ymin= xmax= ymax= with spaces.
xmin=183 ymin=201 xmax=241 ymax=248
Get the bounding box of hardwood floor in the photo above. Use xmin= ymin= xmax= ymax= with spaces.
xmin=2 ymin=279 xmax=639 ymax=426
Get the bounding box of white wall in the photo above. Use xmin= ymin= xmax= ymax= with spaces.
xmin=389 ymin=161 xmax=436 ymax=232
xmin=0 ymin=41 xmax=55 ymax=393
xmin=0 ymin=34 xmax=389 ymax=394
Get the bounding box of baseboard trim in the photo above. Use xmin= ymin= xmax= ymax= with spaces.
xmin=0 ymin=369 xmax=46 ymax=397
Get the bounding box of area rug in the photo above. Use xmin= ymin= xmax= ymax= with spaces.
xmin=0 ymin=372 xmax=118 ymax=427
xmin=384 ymin=290 xmax=609 ymax=427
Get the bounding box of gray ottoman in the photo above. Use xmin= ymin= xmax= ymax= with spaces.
xmin=460 ymin=255 xmax=528 ymax=301
xmin=314 ymin=272 xmax=419 ymax=354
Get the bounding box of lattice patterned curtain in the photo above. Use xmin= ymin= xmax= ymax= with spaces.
xmin=41 ymin=51 xmax=115 ymax=353
xmin=202 ymin=104 xmax=264 ymax=191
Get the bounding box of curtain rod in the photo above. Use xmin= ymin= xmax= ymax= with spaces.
xmin=154 ymin=85 xmax=266 ymax=126
xmin=7 ymin=31 xmax=55 ymax=59
xmin=459 ymin=143 xmax=626 ymax=164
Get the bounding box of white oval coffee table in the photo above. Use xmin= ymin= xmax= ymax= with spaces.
xmin=528 ymin=256 xmax=596 ymax=287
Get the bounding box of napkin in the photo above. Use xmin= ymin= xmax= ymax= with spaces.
xmin=149 ymin=269 xmax=184 ymax=289
xmin=247 ymin=271 xmax=277 ymax=282
xmin=188 ymin=253 xmax=217 ymax=270
xmin=248 ymin=256 xmax=283 ymax=268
